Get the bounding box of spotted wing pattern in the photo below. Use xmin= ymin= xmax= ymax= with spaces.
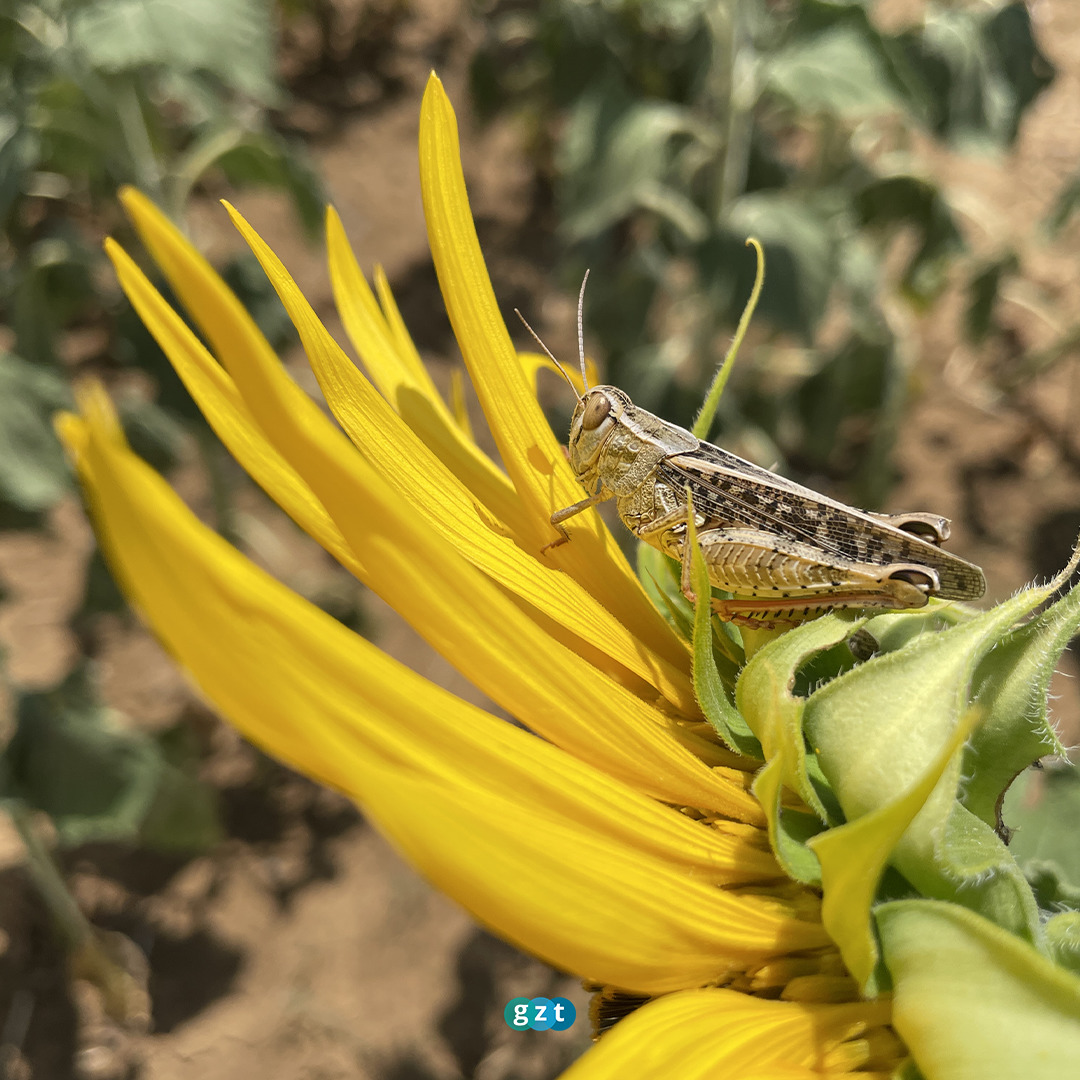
xmin=660 ymin=442 xmax=985 ymax=601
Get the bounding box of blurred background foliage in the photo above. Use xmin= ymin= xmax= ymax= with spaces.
xmin=471 ymin=0 xmax=1059 ymax=504
xmin=0 ymin=0 xmax=329 ymax=1000
xmin=2 ymin=0 xmax=1080 ymax=1051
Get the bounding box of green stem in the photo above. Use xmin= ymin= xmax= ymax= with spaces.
xmin=715 ymin=0 xmax=756 ymax=216
xmin=166 ymin=124 xmax=248 ymax=223
xmin=115 ymin=79 xmax=163 ymax=204
xmin=692 ymin=237 xmax=765 ymax=440
xmin=8 ymin=802 xmax=92 ymax=950
xmin=8 ymin=802 xmax=148 ymax=1024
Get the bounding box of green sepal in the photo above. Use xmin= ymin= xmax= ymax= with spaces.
xmin=738 ymin=611 xmax=865 ymax=820
xmin=877 ymin=899 xmax=1080 ymax=1080
xmin=751 ymin=757 xmax=826 ymax=884
xmin=1045 ymin=912 xmax=1080 ymax=976
xmin=1005 ymin=766 xmax=1080 ymax=913
xmin=808 ymin=706 xmax=981 ymax=993
xmin=736 ymin=612 xmax=864 ymax=881
xmin=686 ymin=518 xmax=761 ymax=758
xmin=636 ymin=542 xmax=695 ymax=641
xmin=1024 ymin=861 xmax=1080 ymax=916
xmin=802 ymin=573 xmax=1077 ymax=941
xmin=964 ymin=582 xmax=1080 ymax=830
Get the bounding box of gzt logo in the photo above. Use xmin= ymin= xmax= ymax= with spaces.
xmin=503 ymin=997 xmax=576 ymax=1031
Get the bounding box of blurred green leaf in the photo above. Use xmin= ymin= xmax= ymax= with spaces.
xmin=216 ymin=133 xmax=326 ymax=239
xmin=727 ymin=190 xmax=844 ymax=338
xmin=1005 ymin=767 xmax=1080 ymax=906
xmin=0 ymin=351 xmax=72 ymax=514
xmin=983 ymin=2 xmax=1056 ymax=143
xmin=767 ymin=25 xmax=900 ymax=118
xmin=559 ymin=91 xmax=710 ymax=240
xmin=1 ymin=664 xmax=221 ymax=852
xmin=0 ymin=118 xmax=37 ymax=229
xmin=71 ymin=0 xmax=280 ymax=105
xmin=898 ymin=2 xmax=1054 ymax=148
xmin=965 ymin=251 xmax=1019 ymax=344
xmin=1044 ymin=171 xmax=1080 ymax=237
xmin=75 ymin=545 xmax=129 ymax=622
xmin=117 ymin=395 xmax=185 ymax=474
xmin=10 ymin=226 xmax=99 ymax=365
xmin=854 ymin=175 xmax=963 ymax=305
xmin=797 ymin=334 xmax=891 ymax=468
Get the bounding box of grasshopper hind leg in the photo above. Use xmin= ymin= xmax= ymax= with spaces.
xmin=867 ymin=511 xmax=951 ymax=546
xmin=676 ymin=526 xmax=933 ymax=628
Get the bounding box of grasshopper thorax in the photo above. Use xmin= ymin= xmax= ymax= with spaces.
xmin=567 ymin=386 xmax=631 ymax=482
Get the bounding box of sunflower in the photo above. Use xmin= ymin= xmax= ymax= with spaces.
xmin=57 ymin=74 xmax=1080 ymax=1079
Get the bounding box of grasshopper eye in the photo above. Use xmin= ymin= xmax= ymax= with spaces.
xmin=581 ymin=394 xmax=612 ymax=431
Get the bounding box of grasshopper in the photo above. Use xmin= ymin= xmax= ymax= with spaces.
xmin=523 ymin=291 xmax=986 ymax=629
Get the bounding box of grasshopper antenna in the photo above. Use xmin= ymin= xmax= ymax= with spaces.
xmin=514 ymin=309 xmax=582 ymax=401
xmin=577 ymin=269 xmax=591 ymax=391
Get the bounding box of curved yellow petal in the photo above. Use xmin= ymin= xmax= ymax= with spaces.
xmin=517 ymin=350 xmax=598 ymax=398
xmin=62 ymin=386 xmax=766 ymax=848
xmin=325 ymin=207 xmax=442 ymax=402
xmin=231 ymin=203 xmax=699 ymax=714
xmin=372 ymin=264 xmax=428 ymax=384
xmin=418 ymin=73 xmax=689 ymax=673
xmin=561 ymin=990 xmax=894 ymax=1079
xmin=104 ymin=239 xmax=364 ymax=580
xmin=343 ymin=759 xmax=827 ymax=995
xmin=117 ymin=190 xmax=733 ymax=805
xmin=448 ymin=367 xmax=474 ymax=439
xmin=58 ymin=397 xmax=809 ymax=992
xmin=325 ymin=207 xmax=528 ymax=538
xmin=118 ymin=189 xmax=361 ymax=488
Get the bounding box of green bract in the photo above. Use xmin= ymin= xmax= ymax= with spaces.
xmin=683 ymin=536 xmax=1080 ymax=1076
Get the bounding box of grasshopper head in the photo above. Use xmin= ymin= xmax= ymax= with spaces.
xmin=567 ymin=386 xmax=629 ymax=481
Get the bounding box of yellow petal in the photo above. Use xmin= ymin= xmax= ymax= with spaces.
xmin=65 ymin=376 xmax=759 ymax=820
xmin=517 ymin=349 xmax=598 ymax=398
xmin=121 ymin=187 xmax=710 ymax=731
xmin=325 ymin=207 xmax=442 ymax=401
xmin=104 ymin=239 xmax=364 ymax=580
xmin=561 ymin=990 xmax=893 ymax=1079
xmin=117 ymin=189 xmax=722 ymax=796
xmin=325 ymin=206 xmax=529 ymax=539
xmin=230 ymin=201 xmax=700 ymax=715
xmin=341 ymin=757 xmax=827 ymax=994
xmin=373 ymin=264 xmax=428 ymax=384
xmin=59 ymin=397 xmax=808 ymax=992
xmin=418 ymin=73 xmax=689 ymax=672
xmin=118 ymin=188 xmax=378 ymax=528
xmin=448 ymin=367 xmax=474 ymax=439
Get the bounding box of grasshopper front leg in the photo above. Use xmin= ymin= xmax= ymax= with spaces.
xmin=544 ymin=486 xmax=613 ymax=553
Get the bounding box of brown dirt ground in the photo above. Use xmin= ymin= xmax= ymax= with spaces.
xmin=4 ymin=0 xmax=1080 ymax=1077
